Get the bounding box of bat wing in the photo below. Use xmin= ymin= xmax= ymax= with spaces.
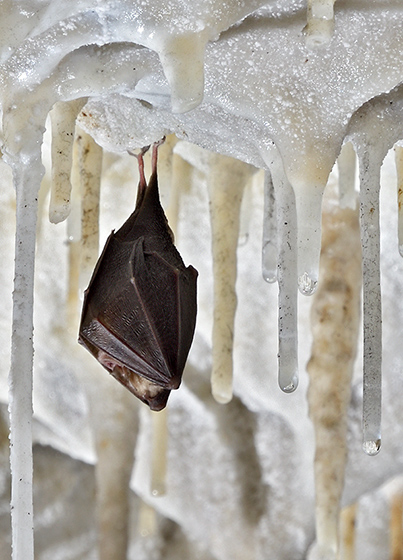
xmin=78 ymin=142 xmax=198 ymax=410
xmin=129 ymin=238 xmax=198 ymax=388
xmin=79 ymin=235 xmax=197 ymax=390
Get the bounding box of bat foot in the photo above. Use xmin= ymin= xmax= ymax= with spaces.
xmin=151 ymin=136 xmax=166 ymax=173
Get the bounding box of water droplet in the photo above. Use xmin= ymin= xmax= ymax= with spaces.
xmin=362 ymin=439 xmax=381 ymax=456
xmin=151 ymin=484 xmax=165 ymax=497
xmin=280 ymin=375 xmax=299 ymax=393
xmin=298 ymin=272 xmax=318 ymax=295
xmin=263 ymin=271 xmax=277 ymax=283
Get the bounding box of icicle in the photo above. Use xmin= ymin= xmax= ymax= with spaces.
xmin=262 ymin=170 xmax=277 ymax=283
xmin=150 ymin=408 xmax=168 ymax=496
xmin=208 ymin=154 xmax=252 ymax=404
xmin=294 ymin=181 xmax=325 ymax=296
xmin=394 ymin=145 xmax=403 ymax=256
xmin=49 ymin=99 xmax=86 ymax=224
xmin=337 ymin=142 xmax=357 ymax=210
xmin=270 ymin=157 xmax=299 ymax=393
xmin=339 ymin=504 xmax=357 ymax=560
xmin=358 ymin=151 xmax=382 ymax=456
xmin=7 ymin=155 xmax=44 ymax=560
xmin=305 ymin=0 xmax=335 ymax=47
xmin=74 ymin=129 xmax=103 ymax=291
xmin=307 ymin=184 xmax=361 ymax=560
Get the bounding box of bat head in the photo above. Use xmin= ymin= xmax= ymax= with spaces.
xmin=97 ymin=350 xmax=171 ymax=411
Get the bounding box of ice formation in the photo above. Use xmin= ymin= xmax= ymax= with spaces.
xmin=1 ymin=1 xmax=403 ymax=559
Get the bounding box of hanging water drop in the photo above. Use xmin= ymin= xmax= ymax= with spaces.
xmin=298 ymin=271 xmax=318 ymax=296
xmin=362 ymin=439 xmax=381 ymax=456
xmin=294 ymin=182 xmax=325 ymax=296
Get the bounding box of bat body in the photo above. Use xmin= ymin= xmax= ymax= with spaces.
xmin=79 ymin=142 xmax=198 ymax=411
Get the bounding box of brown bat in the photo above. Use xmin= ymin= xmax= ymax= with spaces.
xmin=79 ymin=140 xmax=198 ymax=411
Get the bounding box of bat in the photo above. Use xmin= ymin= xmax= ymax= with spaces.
xmin=78 ymin=140 xmax=198 ymax=411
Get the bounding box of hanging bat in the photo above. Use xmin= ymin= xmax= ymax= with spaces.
xmin=79 ymin=140 xmax=198 ymax=411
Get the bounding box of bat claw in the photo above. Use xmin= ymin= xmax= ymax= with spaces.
xmin=151 ymin=137 xmax=166 ymax=173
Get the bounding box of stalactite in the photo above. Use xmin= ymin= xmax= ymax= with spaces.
xmin=66 ymin=138 xmax=82 ymax=330
xmin=337 ymin=142 xmax=357 ymax=210
xmin=339 ymin=504 xmax=357 ymax=560
xmin=89 ymin=380 xmax=139 ymax=560
xmin=1 ymin=2 xmax=403 ymax=559
xmin=390 ymin=491 xmax=403 ymax=560
xmin=75 ymin=129 xmax=103 ymax=290
xmin=150 ymin=409 xmax=168 ymax=497
xmin=395 ymin=145 xmax=403 ymax=256
xmin=49 ymin=99 xmax=86 ymax=224
xmin=262 ymin=170 xmax=277 ymax=283
xmin=307 ymin=181 xmax=361 ymax=559
xmin=138 ymin=499 xmax=158 ymax=538
xmin=207 ymin=154 xmax=253 ymax=404
xmin=268 ymin=151 xmax=299 ymax=393
xmin=167 ymin=150 xmax=192 ymax=236
xmin=306 ymin=0 xmax=336 ymax=47
xmin=357 ymin=150 xmax=383 ymax=455
xmin=7 ymin=158 xmax=44 ymax=560
xmin=294 ymin=180 xmax=325 ymax=296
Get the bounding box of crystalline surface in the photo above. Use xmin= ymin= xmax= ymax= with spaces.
xmin=1 ymin=1 xmax=403 ymax=560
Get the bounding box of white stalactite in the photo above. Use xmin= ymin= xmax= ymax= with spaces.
xmin=75 ymin=129 xmax=103 ymax=292
xmin=337 ymin=142 xmax=357 ymax=210
xmin=7 ymin=157 xmax=44 ymax=560
xmin=306 ymin=0 xmax=336 ymax=47
xmin=269 ymin=153 xmax=299 ymax=393
xmin=1 ymin=2 xmax=403 ymax=559
xmin=307 ymin=183 xmax=361 ymax=560
xmin=394 ymin=145 xmax=403 ymax=256
xmin=358 ymin=151 xmax=383 ymax=455
xmin=262 ymin=170 xmax=277 ymax=283
xmin=208 ymin=154 xmax=253 ymax=404
xmin=49 ymin=99 xmax=86 ymax=224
